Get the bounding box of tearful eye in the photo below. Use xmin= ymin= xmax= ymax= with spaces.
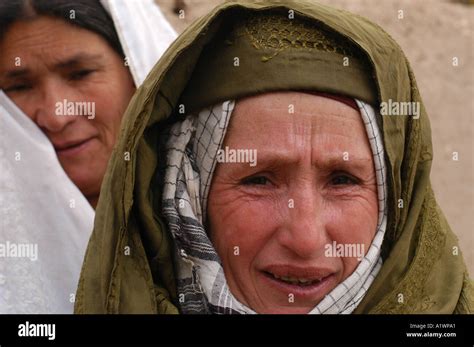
xmin=4 ymin=84 xmax=31 ymax=93
xmin=241 ymin=176 xmax=270 ymax=186
xmin=69 ymin=69 xmax=94 ymax=81
xmin=331 ymin=174 xmax=358 ymax=186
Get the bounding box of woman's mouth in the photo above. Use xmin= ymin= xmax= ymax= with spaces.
xmin=260 ymin=267 xmax=337 ymax=300
xmin=54 ymin=137 xmax=96 ymax=158
xmin=267 ymin=272 xmax=324 ymax=286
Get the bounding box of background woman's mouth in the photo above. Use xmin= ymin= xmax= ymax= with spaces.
xmin=54 ymin=137 xmax=95 ymax=157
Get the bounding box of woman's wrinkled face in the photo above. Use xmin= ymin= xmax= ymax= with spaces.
xmin=0 ymin=17 xmax=135 ymax=207
xmin=207 ymin=92 xmax=378 ymax=314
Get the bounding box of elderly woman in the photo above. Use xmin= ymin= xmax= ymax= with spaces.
xmin=75 ymin=0 xmax=473 ymax=314
xmin=0 ymin=0 xmax=176 ymax=313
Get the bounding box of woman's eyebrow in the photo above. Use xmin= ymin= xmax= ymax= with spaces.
xmin=322 ymin=156 xmax=373 ymax=167
xmin=0 ymin=53 xmax=105 ymax=82
xmin=1 ymin=69 xmax=30 ymax=80
xmin=54 ymin=53 xmax=105 ymax=70
xmin=318 ymin=156 xmax=374 ymax=175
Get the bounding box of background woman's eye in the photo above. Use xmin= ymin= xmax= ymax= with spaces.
xmin=4 ymin=84 xmax=31 ymax=93
xmin=331 ymin=174 xmax=357 ymax=185
xmin=69 ymin=69 xmax=94 ymax=81
xmin=241 ymin=176 xmax=269 ymax=186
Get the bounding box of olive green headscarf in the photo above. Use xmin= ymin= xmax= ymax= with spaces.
xmin=74 ymin=0 xmax=472 ymax=314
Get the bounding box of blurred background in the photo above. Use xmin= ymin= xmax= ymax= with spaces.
xmin=156 ymin=0 xmax=474 ymax=274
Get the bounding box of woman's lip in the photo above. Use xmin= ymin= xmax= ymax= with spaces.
xmin=260 ymin=270 xmax=336 ymax=300
xmin=55 ymin=137 xmax=95 ymax=157
xmin=262 ymin=264 xmax=333 ymax=280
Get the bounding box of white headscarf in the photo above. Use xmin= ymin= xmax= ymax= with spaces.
xmin=100 ymin=0 xmax=177 ymax=86
xmin=0 ymin=0 xmax=176 ymax=314
xmin=161 ymin=99 xmax=387 ymax=314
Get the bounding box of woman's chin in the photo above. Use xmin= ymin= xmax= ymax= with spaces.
xmin=62 ymin=167 xmax=102 ymax=201
xmin=258 ymin=305 xmax=316 ymax=314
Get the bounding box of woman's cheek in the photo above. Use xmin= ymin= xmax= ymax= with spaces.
xmin=210 ymin=190 xmax=279 ymax=262
xmin=326 ymin=196 xmax=378 ymax=278
xmin=84 ymin=89 xmax=124 ymax=147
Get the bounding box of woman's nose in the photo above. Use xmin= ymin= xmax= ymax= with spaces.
xmin=278 ymin=187 xmax=329 ymax=259
xmin=33 ymin=81 xmax=77 ymax=133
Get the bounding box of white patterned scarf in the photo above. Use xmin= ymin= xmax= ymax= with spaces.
xmin=161 ymin=99 xmax=387 ymax=314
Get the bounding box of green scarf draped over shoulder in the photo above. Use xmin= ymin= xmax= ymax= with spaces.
xmin=74 ymin=0 xmax=473 ymax=314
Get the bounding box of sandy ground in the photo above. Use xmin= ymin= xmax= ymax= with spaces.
xmin=156 ymin=0 xmax=474 ymax=274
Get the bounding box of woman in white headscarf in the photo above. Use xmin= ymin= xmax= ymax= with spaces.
xmin=0 ymin=0 xmax=176 ymax=313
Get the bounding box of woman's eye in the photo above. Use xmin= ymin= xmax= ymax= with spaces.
xmin=4 ymin=84 xmax=31 ymax=93
xmin=241 ymin=176 xmax=270 ymax=186
xmin=331 ymin=174 xmax=358 ymax=186
xmin=69 ymin=69 xmax=94 ymax=81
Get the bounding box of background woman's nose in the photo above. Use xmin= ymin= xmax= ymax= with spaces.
xmin=34 ymin=81 xmax=77 ymax=133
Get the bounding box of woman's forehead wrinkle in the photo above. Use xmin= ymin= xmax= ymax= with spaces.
xmin=5 ymin=18 xmax=66 ymax=52
xmin=1 ymin=29 xmax=70 ymax=77
xmin=229 ymin=95 xmax=373 ymax=169
xmin=1 ymin=19 xmax=105 ymax=77
xmin=227 ymin=124 xmax=372 ymax=170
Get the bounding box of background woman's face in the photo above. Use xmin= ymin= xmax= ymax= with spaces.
xmin=0 ymin=17 xmax=135 ymax=206
xmin=207 ymin=92 xmax=379 ymax=313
